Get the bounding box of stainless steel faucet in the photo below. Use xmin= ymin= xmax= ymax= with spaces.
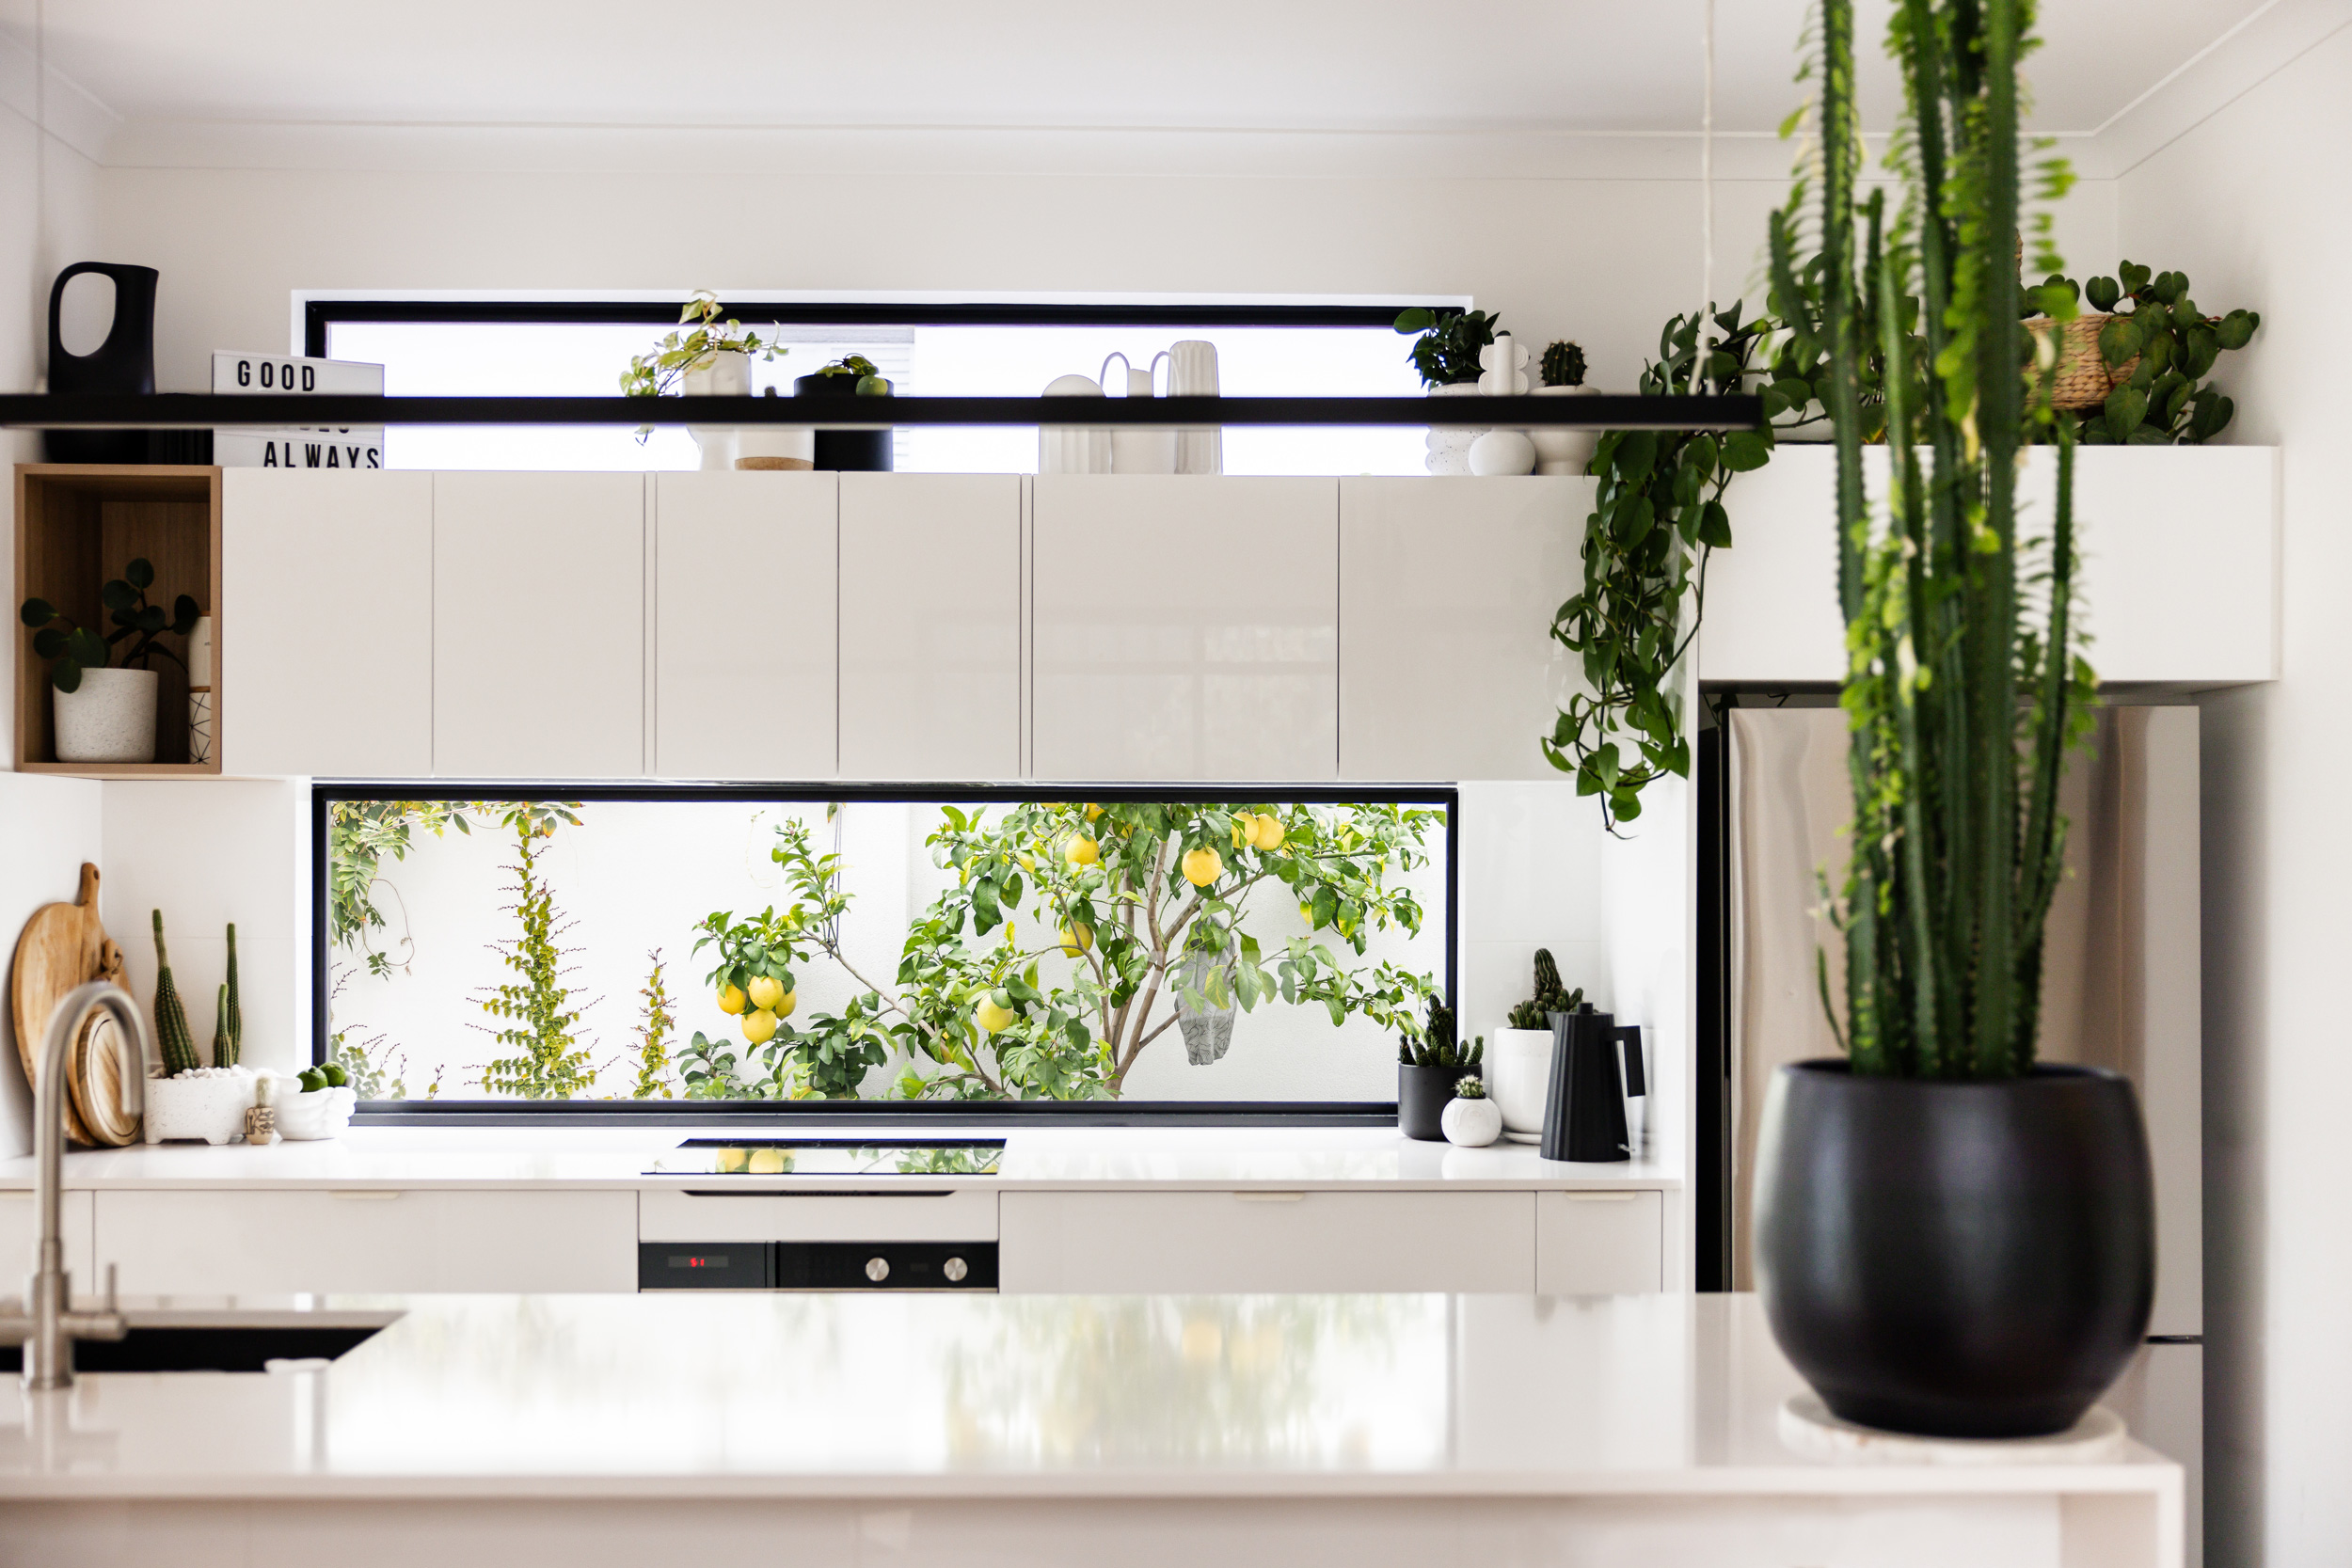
xmin=0 ymin=981 xmax=150 ymax=1390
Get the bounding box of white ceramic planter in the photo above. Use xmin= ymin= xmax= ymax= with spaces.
xmin=1531 ymin=384 xmax=1604 ymax=475
xmin=275 ymin=1085 xmax=358 ymax=1141
xmin=142 ymin=1070 xmax=255 ymax=1145
xmin=1441 ymin=1094 xmax=1504 ymax=1148
xmin=685 ymin=350 xmax=753 ymax=470
xmin=735 ymin=424 xmax=815 ymax=470
xmin=54 ymin=667 xmax=158 ymax=763
xmin=1490 ymin=1026 xmax=1557 ymax=1143
xmin=1468 ymin=428 xmax=1537 ymax=476
xmin=1423 ymin=382 xmax=1484 ymax=475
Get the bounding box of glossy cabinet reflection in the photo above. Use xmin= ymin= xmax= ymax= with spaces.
xmin=838 ymin=473 xmax=1021 ymax=779
xmin=1340 ymin=477 xmax=1583 ymax=781
xmin=433 ymin=472 xmax=644 ymax=778
xmin=1031 ymin=476 xmax=1340 ymax=782
xmin=223 ymin=469 xmax=433 ymax=777
xmin=653 ymin=472 xmax=838 ymax=780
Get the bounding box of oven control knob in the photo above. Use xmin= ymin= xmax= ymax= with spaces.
xmin=865 ymin=1256 xmax=890 ymax=1283
xmin=944 ymin=1257 xmax=969 ymax=1283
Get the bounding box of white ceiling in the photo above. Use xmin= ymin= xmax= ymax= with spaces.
xmin=17 ymin=0 xmax=2279 ymax=137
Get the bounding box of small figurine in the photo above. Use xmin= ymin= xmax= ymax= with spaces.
xmin=244 ymin=1075 xmax=280 ymax=1146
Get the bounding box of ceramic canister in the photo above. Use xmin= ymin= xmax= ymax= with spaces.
xmin=1164 ymin=340 xmax=1222 ymax=475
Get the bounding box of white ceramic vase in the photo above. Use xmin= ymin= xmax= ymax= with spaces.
xmin=1165 ymin=340 xmax=1223 ymax=474
xmin=1040 ymin=373 xmax=1113 ymax=473
xmin=1441 ymin=1095 xmax=1504 ymax=1148
xmin=685 ymin=350 xmax=752 ymax=470
xmin=1424 ymin=382 xmax=1485 ymax=475
xmin=1468 ymin=428 xmax=1537 ymax=476
xmin=1490 ymin=1026 xmax=1557 ymax=1143
xmin=275 ymin=1085 xmax=358 ymax=1141
xmin=735 ymin=425 xmax=815 ymax=470
xmin=142 ymin=1070 xmax=256 ymax=1146
xmin=54 ymin=667 xmax=158 ymax=763
xmin=1102 ymin=353 xmax=1177 ymax=475
xmin=1531 ymin=384 xmax=1605 ymax=475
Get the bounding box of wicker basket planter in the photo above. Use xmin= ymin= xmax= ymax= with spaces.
xmin=2027 ymin=314 xmax=2137 ymax=410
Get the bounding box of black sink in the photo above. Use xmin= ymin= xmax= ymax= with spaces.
xmin=0 ymin=1324 xmax=383 ymax=1373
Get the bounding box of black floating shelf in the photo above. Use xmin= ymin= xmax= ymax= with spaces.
xmin=0 ymin=393 xmax=1761 ymax=432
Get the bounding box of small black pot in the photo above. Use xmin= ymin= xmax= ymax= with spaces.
xmin=793 ymin=372 xmax=894 ymax=471
xmin=1754 ymin=1060 xmax=2154 ymax=1438
xmin=1398 ymin=1062 xmax=1474 ymax=1142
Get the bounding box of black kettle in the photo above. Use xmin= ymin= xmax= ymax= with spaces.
xmin=45 ymin=261 xmax=158 ymax=464
xmin=1538 ymin=1002 xmax=1646 ymax=1163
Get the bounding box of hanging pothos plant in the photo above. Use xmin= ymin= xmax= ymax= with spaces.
xmin=1544 ymin=304 xmax=1829 ymax=828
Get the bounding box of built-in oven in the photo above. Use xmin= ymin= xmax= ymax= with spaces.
xmin=637 ymin=1138 xmax=1003 ymax=1292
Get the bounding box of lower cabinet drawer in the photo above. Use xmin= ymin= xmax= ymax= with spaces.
xmin=999 ymin=1190 xmax=1535 ymax=1293
xmin=95 ymin=1189 xmax=639 ymax=1294
xmin=0 ymin=1190 xmax=93 ymax=1283
xmin=1534 ymin=1190 xmax=1664 ymax=1293
xmin=638 ymin=1186 xmax=998 ymax=1243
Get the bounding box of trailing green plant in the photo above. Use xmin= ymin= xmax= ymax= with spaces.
xmin=20 ymin=558 xmax=199 ymax=693
xmin=629 ymin=950 xmax=675 ymax=1101
xmin=219 ymin=923 xmax=242 ymax=1067
xmin=813 ymin=354 xmax=894 ymax=396
xmin=151 ymin=910 xmax=198 ymax=1076
xmin=1506 ymin=946 xmax=1584 ymax=1030
xmin=472 ymin=807 xmax=599 ymax=1098
xmin=1399 ymin=993 xmax=1479 ymax=1070
xmin=1541 ymin=341 xmax=1588 ymax=388
xmin=2031 ymin=262 xmax=2259 ymax=444
xmin=618 ymin=290 xmax=787 ymax=400
xmin=1789 ymin=0 xmax=2097 ymax=1080
xmin=1392 ymin=308 xmax=1501 ymax=387
xmin=328 ymin=800 xmax=492 ymax=974
xmin=329 ymin=1027 xmax=407 ymax=1101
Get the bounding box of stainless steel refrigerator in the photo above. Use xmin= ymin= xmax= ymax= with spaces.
xmin=1706 ymin=701 xmax=2204 ymax=1560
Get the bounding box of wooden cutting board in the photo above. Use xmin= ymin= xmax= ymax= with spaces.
xmin=10 ymin=863 xmax=114 ymax=1147
xmin=75 ymin=938 xmax=140 ymax=1147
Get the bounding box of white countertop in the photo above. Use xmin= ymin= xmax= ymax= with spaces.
xmin=0 ymin=1293 xmax=2171 ymax=1502
xmin=0 ymin=1125 xmax=1681 ymax=1192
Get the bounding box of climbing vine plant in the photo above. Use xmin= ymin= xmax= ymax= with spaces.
xmin=471 ymin=802 xmax=596 ymax=1099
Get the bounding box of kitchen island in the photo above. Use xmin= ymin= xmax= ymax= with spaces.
xmin=0 ymin=1292 xmax=2179 ymax=1568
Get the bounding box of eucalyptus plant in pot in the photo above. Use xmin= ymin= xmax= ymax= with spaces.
xmin=1751 ymin=0 xmax=2154 ymax=1440
xmin=20 ymin=558 xmax=199 ymax=764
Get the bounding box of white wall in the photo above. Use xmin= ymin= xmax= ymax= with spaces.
xmin=2114 ymin=24 xmax=2352 ymax=1568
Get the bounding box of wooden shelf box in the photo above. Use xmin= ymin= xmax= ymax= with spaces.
xmin=13 ymin=464 xmax=223 ymax=776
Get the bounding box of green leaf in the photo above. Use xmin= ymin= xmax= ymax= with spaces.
xmin=172 ymin=594 xmax=200 ymax=634
xmin=32 ymin=626 xmax=64 ymax=658
xmin=1721 ymin=430 xmax=1772 ymax=471
xmin=2215 ymin=310 xmax=2257 ymax=351
xmin=66 ymin=627 xmax=107 ymax=669
xmin=51 ymin=659 xmax=81 ymax=693
xmin=1696 ymin=499 xmax=1732 ymax=549
xmin=2097 ymin=315 xmax=2141 ymax=369
xmin=2103 ymin=385 xmax=2148 ymax=441
xmin=18 ymin=597 xmax=55 ymax=627
xmin=124 ymin=558 xmax=154 ymax=591
xmin=2084 ymin=277 xmax=2121 ymax=313
xmin=2119 ymin=261 xmax=2153 ymax=295
xmin=1392 ymin=308 xmax=1435 ymax=334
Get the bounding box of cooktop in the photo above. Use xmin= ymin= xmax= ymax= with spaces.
xmin=644 ymin=1138 xmax=1006 ymax=1178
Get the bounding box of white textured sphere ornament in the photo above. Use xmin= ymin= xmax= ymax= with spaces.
xmin=1442 ymin=1093 xmax=1504 ymax=1148
xmin=1467 ymin=429 xmax=1536 ymax=477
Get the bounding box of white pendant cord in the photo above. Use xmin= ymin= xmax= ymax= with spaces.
xmin=1697 ymin=0 xmax=1716 ymax=393
xmin=33 ymin=0 xmax=46 ymax=384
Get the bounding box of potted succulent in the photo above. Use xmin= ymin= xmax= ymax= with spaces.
xmin=1752 ymin=0 xmax=2154 ymax=1440
xmin=620 ymin=290 xmax=789 ymax=468
xmin=1440 ymin=1072 xmax=1502 ymax=1148
xmin=1396 ymin=994 xmax=1478 ymax=1141
xmin=1489 ymin=948 xmax=1582 ymax=1142
xmin=1530 ymin=341 xmax=1603 ymax=475
xmin=1394 ymin=307 xmax=1499 ymax=474
xmin=20 ymin=557 xmax=199 ymax=764
xmin=793 ymin=354 xmax=897 ymax=472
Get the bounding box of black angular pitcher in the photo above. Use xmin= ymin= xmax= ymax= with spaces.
xmin=1539 ymin=1002 xmax=1643 ymax=1163
xmin=46 ymin=261 xmax=158 ymax=464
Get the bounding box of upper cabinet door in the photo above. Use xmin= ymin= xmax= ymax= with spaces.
xmin=434 ymin=472 xmax=645 ymax=778
xmin=653 ymin=472 xmax=837 ymax=781
xmin=222 ymin=470 xmax=434 ymax=778
xmin=838 ymin=473 xmax=1020 ymax=780
xmin=1032 ymin=476 xmax=1339 ymax=782
xmin=1339 ymin=477 xmax=1583 ymax=782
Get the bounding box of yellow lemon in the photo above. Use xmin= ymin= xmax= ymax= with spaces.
xmin=1039 ymin=800 xmax=1066 ymax=810
xmin=774 ymin=988 xmax=797 ymax=1020
xmin=1254 ymin=814 xmax=1285 ymax=851
xmin=1067 ymin=835 xmax=1100 ymax=867
xmin=976 ymin=996 xmax=1017 ymax=1033
xmin=1182 ymin=847 xmax=1223 ymax=887
xmin=747 ymin=975 xmax=785 ymax=1012
xmin=717 ymin=983 xmax=747 ymax=1015
xmin=747 ymin=1147 xmax=787 ymax=1175
xmin=1084 ymin=802 xmax=1104 ymax=821
xmin=742 ymin=1008 xmax=779 ymax=1044
xmin=1060 ymin=922 xmax=1095 ymax=957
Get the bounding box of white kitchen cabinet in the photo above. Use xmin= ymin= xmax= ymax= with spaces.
xmin=433 ymin=472 xmax=645 ymax=777
xmin=1031 ymin=476 xmax=1340 ymax=782
xmin=0 ymin=1189 xmax=93 ymax=1284
xmin=95 ymin=1189 xmax=637 ymax=1293
xmin=999 ymin=1190 xmax=1534 ymax=1292
xmin=1339 ymin=477 xmax=1583 ymax=781
xmin=1534 ymin=1189 xmax=1662 ymax=1294
xmin=639 ymin=1186 xmax=997 ymax=1243
xmin=1700 ymin=446 xmax=2279 ymax=685
xmin=654 ymin=472 xmax=838 ymax=779
xmin=222 ymin=470 xmax=435 ymax=778
xmin=838 ymin=473 xmax=1021 ymax=779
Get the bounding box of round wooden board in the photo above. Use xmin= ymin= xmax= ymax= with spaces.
xmin=73 ymin=940 xmax=139 ymax=1147
xmin=9 ymin=863 xmax=112 ymax=1148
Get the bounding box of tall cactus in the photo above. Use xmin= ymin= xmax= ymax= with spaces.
xmin=221 ymin=923 xmax=243 ymax=1067
xmin=1508 ymin=946 xmax=1583 ymax=1029
xmin=151 ymin=910 xmax=198 ymax=1076
xmin=212 ymin=984 xmax=230 ymax=1069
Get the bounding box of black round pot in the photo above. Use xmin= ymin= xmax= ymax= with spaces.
xmin=1398 ymin=1062 xmax=1474 ymax=1142
xmin=1754 ymin=1060 xmax=2154 ymax=1438
xmin=792 ymin=373 xmax=894 ymax=471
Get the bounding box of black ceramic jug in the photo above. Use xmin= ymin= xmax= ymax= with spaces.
xmin=1539 ymin=1003 xmax=1645 ymax=1163
xmin=46 ymin=262 xmax=158 ymax=464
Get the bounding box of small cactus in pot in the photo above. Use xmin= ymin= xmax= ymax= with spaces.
xmin=1532 ymin=341 xmax=1601 ymax=475
xmin=1441 ymin=1069 xmax=1504 ymax=1147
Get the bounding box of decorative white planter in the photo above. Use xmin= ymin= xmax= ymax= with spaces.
xmin=275 ymin=1085 xmax=358 ymax=1141
xmin=1531 ymin=384 xmax=1604 ymax=475
xmin=1040 ymin=373 xmax=1113 ymax=474
xmin=54 ymin=667 xmax=158 ymax=763
xmin=1424 ymin=382 xmax=1485 ymax=475
xmin=735 ymin=424 xmax=815 ymax=470
xmin=1468 ymin=428 xmax=1537 ymax=476
xmin=685 ymin=350 xmax=753 ymax=470
xmin=1490 ymin=1026 xmax=1557 ymax=1143
xmin=1441 ymin=1094 xmax=1504 ymax=1148
xmin=142 ymin=1069 xmax=256 ymax=1145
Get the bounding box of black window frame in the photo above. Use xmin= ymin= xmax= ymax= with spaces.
xmin=315 ymin=781 xmax=1459 ymax=1127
